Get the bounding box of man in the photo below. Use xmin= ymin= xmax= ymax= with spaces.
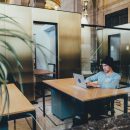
xmin=73 ymin=57 xmax=121 ymax=125
xmin=84 ymin=56 xmax=121 ymax=119
xmin=86 ymin=56 xmax=121 ymax=88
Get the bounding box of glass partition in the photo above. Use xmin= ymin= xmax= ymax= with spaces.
xmin=81 ymin=24 xmax=130 ymax=85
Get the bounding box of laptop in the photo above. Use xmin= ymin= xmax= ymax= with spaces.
xmin=73 ymin=73 xmax=87 ymax=88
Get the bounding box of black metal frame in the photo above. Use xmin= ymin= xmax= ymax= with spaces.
xmin=0 ymin=110 xmax=36 ymax=130
xmin=81 ymin=24 xmax=130 ymax=31
xmin=72 ymin=93 xmax=128 ymax=126
xmin=84 ymin=93 xmax=128 ymax=115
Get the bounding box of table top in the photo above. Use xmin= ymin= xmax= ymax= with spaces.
xmin=43 ymin=78 xmax=128 ymax=102
xmin=0 ymin=84 xmax=35 ymax=116
xmin=34 ymin=69 xmax=54 ymax=76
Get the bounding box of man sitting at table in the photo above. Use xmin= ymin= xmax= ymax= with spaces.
xmin=85 ymin=56 xmax=121 ymax=119
xmin=85 ymin=56 xmax=121 ymax=89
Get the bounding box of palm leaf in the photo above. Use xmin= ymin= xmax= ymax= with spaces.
xmin=0 ymin=14 xmax=32 ymax=120
xmin=0 ymin=13 xmax=53 ymax=129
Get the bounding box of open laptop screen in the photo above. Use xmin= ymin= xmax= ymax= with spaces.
xmin=73 ymin=73 xmax=87 ymax=88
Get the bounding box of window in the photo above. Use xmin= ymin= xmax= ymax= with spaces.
xmin=105 ymin=8 xmax=128 ymax=27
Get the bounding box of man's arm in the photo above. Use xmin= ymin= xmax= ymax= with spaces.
xmin=87 ymin=81 xmax=100 ymax=88
xmin=101 ymin=75 xmax=121 ymax=89
xmin=85 ymin=72 xmax=101 ymax=82
xmin=85 ymin=72 xmax=101 ymax=87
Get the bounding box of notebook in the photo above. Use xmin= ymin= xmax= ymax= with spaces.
xmin=73 ymin=73 xmax=87 ymax=89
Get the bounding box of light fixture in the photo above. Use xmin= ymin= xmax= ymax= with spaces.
xmin=45 ymin=0 xmax=61 ymax=10
xmin=81 ymin=0 xmax=88 ymax=24
xmin=126 ymin=45 xmax=129 ymax=51
xmin=111 ymin=45 xmax=114 ymax=51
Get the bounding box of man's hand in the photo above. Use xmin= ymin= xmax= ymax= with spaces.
xmin=86 ymin=82 xmax=100 ymax=88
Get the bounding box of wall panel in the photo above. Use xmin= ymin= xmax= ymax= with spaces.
xmin=0 ymin=4 xmax=81 ymax=100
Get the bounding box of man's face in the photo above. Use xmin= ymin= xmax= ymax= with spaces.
xmin=102 ymin=64 xmax=112 ymax=73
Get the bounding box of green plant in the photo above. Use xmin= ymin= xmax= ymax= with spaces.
xmin=0 ymin=10 xmax=55 ymax=113
xmin=0 ymin=13 xmax=34 ymax=121
xmin=0 ymin=13 xmax=55 ymax=127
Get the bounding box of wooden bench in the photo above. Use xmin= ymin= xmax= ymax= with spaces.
xmin=0 ymin=84 xmax=36 ymax=130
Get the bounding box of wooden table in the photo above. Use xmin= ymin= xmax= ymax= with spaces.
xmin=43 ymin=78 xmax=128 ymax=118
xmin=34 ymin=69 xmax=55 ymax=76
xmin=0 ymin=84 xmax=36 ymax=130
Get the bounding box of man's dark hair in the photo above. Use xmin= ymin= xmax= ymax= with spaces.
xmin=102 ymin=56 xmax=114 ymax=69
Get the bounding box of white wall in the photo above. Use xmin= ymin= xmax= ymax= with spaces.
xmin=81 ymin=26 xmax=91 ymax=74
xmin=33 ymin=24 xmax=56 ymax=72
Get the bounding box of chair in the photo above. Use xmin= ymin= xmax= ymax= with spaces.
xmin=48 ymin=63 xmax=56 ymax=78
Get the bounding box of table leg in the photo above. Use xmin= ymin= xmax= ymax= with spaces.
xmin=0 ymin=117 xmax=8 ymax=130
xmin=14 ymin=120 xmax=16 ymax=130
xmin=32 ymin=111 xmax=36 ymax=130
xmin=42 ymin=85 xmax=45 ymax=117
xmin=72 ymin=101 xmax=88 ymax=127
xmin=124 ymin=94 xmax=128 ymax=114
xmin=111 ymin=99 xmax=115 ymax=116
